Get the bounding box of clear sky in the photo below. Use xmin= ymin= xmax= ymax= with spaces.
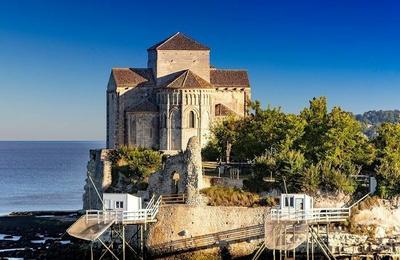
xmin=0 ymin=0 xmax=399 ymax=141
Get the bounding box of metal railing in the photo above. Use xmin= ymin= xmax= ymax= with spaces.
xmin=85 ymin=195 xmax=162 ymax=224
xmin=270 ymin=207 xmax=350 ymax=223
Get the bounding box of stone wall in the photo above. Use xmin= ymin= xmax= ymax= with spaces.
xmin=146 ymin=205 xmax=266 ymax=258
xmin=155 ymin=50 xmax=210 ymax=83
xmin=126 ymin=112 xmax=159 ymax=149
xmin=147 ymin=136 xmax=203 ymax=202
xmin=82 ymin=149 xmax=113 ymax=210
xmin=212 ymin=88 xmax=250 ymax=117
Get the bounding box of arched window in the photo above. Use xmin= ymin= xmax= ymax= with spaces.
xmin=189 ymin=111 xmax=195 ymax=128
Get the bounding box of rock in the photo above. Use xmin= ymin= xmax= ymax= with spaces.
xmin=82 ymin=149 xmax=112 ymax=210
xmin=147 ymin=136 xmax=204 ymax=200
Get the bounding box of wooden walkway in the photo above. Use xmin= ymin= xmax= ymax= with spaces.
xmin=151 ymin=224 xmax=264 ymax=256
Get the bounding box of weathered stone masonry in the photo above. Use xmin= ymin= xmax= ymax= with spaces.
xmin=106 ymin=32 xmax=251 ymax=153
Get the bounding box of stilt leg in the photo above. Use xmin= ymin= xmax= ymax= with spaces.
xmin=91 ymin=242 xmax=94 ymax=260
xmin=311 ymin=227 xmax=314 ymax=260
xmin=122 ymin=225 xmax=125 ymax=260
xmin=306 ymin=226 xmax=309 ymax=260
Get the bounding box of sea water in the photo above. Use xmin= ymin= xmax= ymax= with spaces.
xmin=0 ymin=141 xmax=104 ymax=215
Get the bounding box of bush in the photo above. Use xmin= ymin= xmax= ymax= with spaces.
xmin=301 ymin=164 xmax=320 ymax=193
xmin=200 ymin=186 xmax=261 ymax=207
xmin=201 ymin=140 xmax=220 ymax=161
xmin=108 ymin=146 xmax=162 ymax=192
xmin=261 ymin=196 xmax=278 ymax=207
xmin=319 ymin=161 xmax=357 ymax=194
xmin=109 ymin=146 xmax=162 ymax=179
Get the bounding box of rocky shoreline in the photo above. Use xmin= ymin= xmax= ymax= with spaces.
xmin=0 ymin=211 xmax=94 ymax=259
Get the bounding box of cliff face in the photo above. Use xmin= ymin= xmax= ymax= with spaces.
xmin=82 ymin=149 xmax=112 ymax=210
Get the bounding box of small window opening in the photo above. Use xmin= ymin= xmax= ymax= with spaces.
xmin=116 ymin=201 xmax=124 ymax=209
xmin=189 ymin=111 xmax=195 ymax=128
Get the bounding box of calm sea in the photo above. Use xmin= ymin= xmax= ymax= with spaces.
xmin=0 ymin=141 xmax=105 ymax=215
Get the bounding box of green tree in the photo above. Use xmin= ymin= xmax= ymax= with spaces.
xmin=374 ymin=123 xmax=400 ymax=198
xmin=209 ymin=115 xmax=241 ymax=162
xmin=233 ymin=102 xmax=305 ymax=161
xmin=299 ymin=97 xmax=328 ymax=162
xmin=322 ymin=107 xmax=375 ymax=167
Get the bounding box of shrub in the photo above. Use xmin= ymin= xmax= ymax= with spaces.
xmin=201 ymin=140 xmax=220 ymax=161
xmin=319 ymin=161 xmax=357 ymax=194
xmin=200 ymin=186 xmax=260 ymax=207
xmin=301 ymin=164 xmax=320 ymax=193
xmin=109 ymin=146 xmax=162 ymax=179
xmin=108 ymin=146 xmax=162 ymax=192
xmin=261 ymin=196 xmax=278 ymax=207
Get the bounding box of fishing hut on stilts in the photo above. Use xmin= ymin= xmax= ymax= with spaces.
xmin=66 ymin=174 xmax=182 ymax=259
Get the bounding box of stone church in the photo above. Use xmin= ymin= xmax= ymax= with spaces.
xmin=106 ymin=32 xmax=251 ymax=152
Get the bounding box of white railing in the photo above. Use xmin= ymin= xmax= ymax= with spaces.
xmin=85 ymin=195 xmax=162 ymax=224
xmin=270 ymin=207 xmax=350 ymax=223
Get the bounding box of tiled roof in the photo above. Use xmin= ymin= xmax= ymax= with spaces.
xmin=126 ymin=100 xmax=158 ymax=113
xmin=148 ymin=32 xmax=210 ymax=51
xmin=112 ymin=68 xmax=155 ymax=87
xmin=215 ymin=103 xmax=237 ymax=116
xmin=162 ymin=70 xmax=212 ymax=89
xmin=210 ymin=69 xmax=250 ymax=87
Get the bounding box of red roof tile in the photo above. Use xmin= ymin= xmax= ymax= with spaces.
xmin=112 ymin=68 xmax=155 ymax=87
xmin=210 ymin=69 xmax=249 ymax=87
xmin=162 ymin=70 xmax=212 ymax=89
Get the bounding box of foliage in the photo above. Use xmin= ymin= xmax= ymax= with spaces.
xmin=319 ymin=161 xmax=357 ymax=194
xmin=208 ymin=115 xmax=241 ymax=162
xmin=200 ymin=186 xmax=261 ymax=207
xmin=109 ymin=146 xmax=162 ymax=191
xmin=373 ymin=123 xmax=400 ymax=198
xmin=209 ymin=97 xmax=375 ymax=195
xmin=201 ymin=139 xmax=220 ymax=161
xmin=301 ymin=164 xmax=321 ymax=193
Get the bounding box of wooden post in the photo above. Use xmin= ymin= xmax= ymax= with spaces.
xmin=306 ymin=226 xmax=309 ymax=260
xmin=311 ymin=226 xmax=314 ymax=260
xmin=273 ymin=226 xmax=276 ymax=260
xmin=91 ymin=242 xmax=94 ymax=260
xmin=140 ymin=225 xmax=144 ymax=254
xmin=122 ymin=225 xmax=125 ymax=260
xmin=293 ymin=224 xmax=296 ymax=259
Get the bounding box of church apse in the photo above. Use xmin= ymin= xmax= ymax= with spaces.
xmin=106 ymin=32 xmax=250 ymax=152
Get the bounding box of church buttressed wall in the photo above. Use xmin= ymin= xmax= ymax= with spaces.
xmin=106 ymin=33 xmax=250 ymax=152
xmin=126 ymin=112 xmax=159 ymax=149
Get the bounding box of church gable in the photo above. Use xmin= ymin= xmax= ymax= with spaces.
xmin=112 ymin=68 xmax=155 ymax=88
xmin=215 ymin=103 xmax=238 ymax=117
xmin=147 ymin=32 xmax=209 ymax=51
xmin=162 ymin=70 xmax=211 ymax=89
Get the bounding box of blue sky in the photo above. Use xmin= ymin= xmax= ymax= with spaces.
xmin=0 ymin=0 xmax=399 ymax=141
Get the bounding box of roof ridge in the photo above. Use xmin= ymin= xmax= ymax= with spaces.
xmin=165 ymin=70 xmax=188 ymax=87
xmin=155 ymin=32 xmax=181 ymax=50
xmin=182 ymin=69 xmax=191 ymax=87
xmin=177 ymin=32 xmax=209 ymax=50
xmin=211 ymin=68 xmax=248 ymax=71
